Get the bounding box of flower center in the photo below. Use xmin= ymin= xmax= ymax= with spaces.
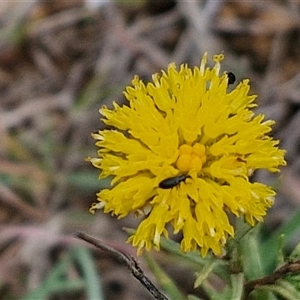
xmin=176 ymin=143 xmax=207 ymax=174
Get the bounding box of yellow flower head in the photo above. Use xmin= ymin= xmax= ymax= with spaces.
xmin=89 ymin=53 xmax=286 ymax=257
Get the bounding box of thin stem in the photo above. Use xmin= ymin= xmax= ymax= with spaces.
xmin=244 ymin=260 xmax=300 ymax=297
xmin=74 ymin=231 xmax=169 ymax=300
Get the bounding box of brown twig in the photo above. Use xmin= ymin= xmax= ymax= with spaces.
xmin=74 ymin=231 xmax=169 ymax=300
xmin=244 ymin=260 xmax=300 ymax=296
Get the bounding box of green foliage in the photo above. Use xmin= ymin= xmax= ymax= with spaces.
xmin=21 ymin=247 xmax=104 ymax=300
xmin=142 ymin=212 xmax=300 ymax=300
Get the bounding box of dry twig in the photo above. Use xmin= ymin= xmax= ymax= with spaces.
xmin=244 ymin=260 xmax=300 ymax=296
xmin=74 ymin=231 xmax=169 ymax=300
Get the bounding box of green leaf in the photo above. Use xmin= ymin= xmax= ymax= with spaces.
xmin=143 ymin=253 xmax=186 ymax=300
xmin=21 ymin=247 xmax=104 ymax=300
xmin=261 ymin=207 xmax=300 ymax=272
xmin=21 ymin=252 xmax=81 ymax=300
xmin=160 ymin=237 xmax=229 ymax=281
xmin=229 ymin=273 xmax=244 ymax=300
xmin=289 ymin=240 xmax=300 ymax=260
xmin=194 ymin=257 xmax=217 ymax=288
xmin=258 ymin=279 xmax=300 ymax=300
xmin=237 ymin=225 xmax=265 ymax=280
xmin=71 ymin=247 xmax=104 ymax=300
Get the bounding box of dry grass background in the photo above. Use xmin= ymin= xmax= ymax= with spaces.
xmin=1 ymin=1 xmax=300 ymax=299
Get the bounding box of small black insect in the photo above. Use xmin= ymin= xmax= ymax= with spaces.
xmin=158 ymin=174 xmax=189 ymax=189
xmin=227 ymin=72 xmax=236 ymax=85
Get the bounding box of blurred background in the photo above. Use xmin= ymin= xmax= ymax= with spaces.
xmin=1 ymin=1 xmax=300 ymax=299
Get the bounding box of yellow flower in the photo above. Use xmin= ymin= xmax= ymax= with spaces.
xmin=88 ymin=53 xmax=286 ymax=257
